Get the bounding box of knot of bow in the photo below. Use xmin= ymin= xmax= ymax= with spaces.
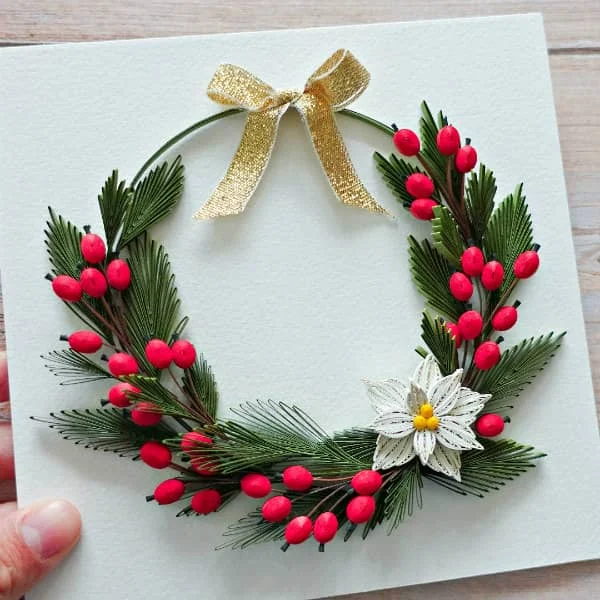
xmin=194 ymin=49 xmax=387 ymax=219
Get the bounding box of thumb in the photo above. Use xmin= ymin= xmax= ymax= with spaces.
xmin=0 ymin=499 xmax=81 ymax=600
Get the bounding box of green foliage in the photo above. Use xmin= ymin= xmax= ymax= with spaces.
xmin=420 ymin=311 xmax=459 ymax=376
xmin=196 ymin=400 xmax=372 ymax=476
xmin=183 ymin=355 xmax=219 ymax=420
xmin=98 ymin=170 xmax=131 ymax=252
xmin=373 ymin=151 xmax=420 ymax=206
xmin=123 ymin=237 xmax=184 ymax=372
xmin=408 ymin=236 xmax=464 ymax=322
xmin=44 ymin=209 xmax=112 ymax=339
xmin=431 ymin=205 xmax=464 ymax=268
xmin=476 ymin=332 xmax=566 ymax=412
xmin=42 ymin=350 xmax=111 ymax=385
xmin=483 ymin=184 xmax=533 ymax=294
xmin=32 ymin=408 xmax=174 ymax=457
xmin=384 ymin=461 xmax=423 ymax=533
xmin=465 ymin=164 xmax=496 ymax=244
xmin=123 ymin=375 xmax=195 ymax=420
xmin=45 ymin=208 xmax=83 ymax=278
xmin=424 ymin=439 xmax=545 ymax=497
xmin=418 ymin=101 xmax=447 ymax=185
xmin=120 ymin=157 xmax=184 ymax=247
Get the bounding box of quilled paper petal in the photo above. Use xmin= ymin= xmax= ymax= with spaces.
xmin=364 ymin=379 xmax=408 ymax=414
xmin=451 ymin=388 xmax=490 ymax=423
xmin=372 ymin=434 xmax=415 ymax=470
xmin=429 ymin=369 xmax=463 ymax=415
xmin=411 ymin=354 xmax=442 ymax=394
xmin=428 ymin=445 xmax=462 ymax=481
xmin=413 ymin=429 xmax=436 ymax=464
xmin=371 ymin=411 xmax=414 ymax=439
xmin=436 ymin=416 xmax=483 ymax=451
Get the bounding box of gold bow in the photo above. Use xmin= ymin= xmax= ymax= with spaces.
xmin=194 ymin=49 xmax=387 ymax=219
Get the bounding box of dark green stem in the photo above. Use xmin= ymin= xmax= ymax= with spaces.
xmin=338 ymin=109 xmax=395 ymax=136
xmin=130 ymin=107 xmax=394 ymax=189
xmin=130 ymin=108 xmax=245 ymax=187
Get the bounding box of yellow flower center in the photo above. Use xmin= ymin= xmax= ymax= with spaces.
xmin=413 ymin=404 xmax=440 ymax=431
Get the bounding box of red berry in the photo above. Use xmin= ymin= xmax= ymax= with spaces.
xmin=461 ymin=246 xmax=485 ymax=277
xmin=131 ymin=402 xmax=162 ymax=427
xmin=240 ymin=473 xmax=272 ymax=498
xmin=492 ymin=306 xmax=518 ymax=331
xmin=351 ymin=470 xmax=383 ymax=495
xmin=107 ymin=352 xmax=139 ymax=376
xmin=313 ymin=512 xmax=339 ymax=545
xmin=261 ymin=496 xmax=292 ymax=522
xmin=481 ymin=260 xmax=504 ymax=291
xmin=153 ymin=479 xmax=185 ymax=505
xmin=284 ymin=516 xmax=313 ymax=545
xmin=445 ymin=322 xmax=462 ymax=348
xmin=393 ymin=129 xmax=420 ymax=156
xmin=171 ymin=340 xmax=196 ymax=369
xmin=51 ymin=275 xmax=83 ymax=302
xmin=475 ymin=413 xmax=505 ymax=437
xmin=80 ymin=267 xmax=107 ymax=298
xmin=140 ymin=441 xmax=172 ymax=469
xmin=455 ymin=145 xmax=478 ymax=173
xmin=436 ymin=125 xmax=461 ymax=155
xmin=457 ymin=310 xmax=483 ymax=340
xmin=80 ymin=233 xmax=106 ymax=264
xmin=108 ymin=382 xmax=140 ymax=408
xmin=405 ymin=173 xmax=434 ymax=198
xmin=66 ymin=330 xmax=103 ymax=353
xmin=409 ymin=198 xmax=438 ymax=220
xmin=514 ymin=250 xmax=540 ymax=279
xmin=449 ymin=272 xmax=473 ymax=302
xmin=181 ymin=431 xmax=213 ymax=453
xmin=191 ymin=489 xmax=221 ymax=514
xmin=106 ymin=259 xmax=131 ymax=291
xmin=283 ymin=465 xmax=313 ymax=492
xmin=473 ymin=341 xmax=501 ymax=370
xmin=145 ymin=339 xmax=173 ymax=369
xmin=346 ymin=495 xmax=376 ymax=524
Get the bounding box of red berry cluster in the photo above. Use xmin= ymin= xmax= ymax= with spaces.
xmin=236 ymin=467 xmax=383 ymax=551
xmin=49 ymin=229 xmax=131 ymax=303
xmin=394 ymin=124 xmax=478 ymax=221
xmin=145 ymin=338 xmax=197 ymax=370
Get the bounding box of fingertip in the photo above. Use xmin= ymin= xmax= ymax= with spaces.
xmin=0 ymin=350 xmax=8 ymax=404
xmin=19 ymin=499 xmax=82 ymax=563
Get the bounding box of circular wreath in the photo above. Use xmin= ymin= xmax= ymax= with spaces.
xmin=36 ymin=94 xmax=564 ymax=552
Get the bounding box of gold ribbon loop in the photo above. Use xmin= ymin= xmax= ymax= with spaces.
xmin=195 ymin=49 xmax=388 ymax=219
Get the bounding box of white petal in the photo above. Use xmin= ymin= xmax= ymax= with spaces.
xmin=450 ymin=387 xmax=490 ymax=424
xmin=436 ymin=416 xmax=484 ymax=451
xmin=413 ymin=429 xmax=436 ymax=464
xmin=371 ymin=411 xmax=414 ymax=438
xmin=407 ymin=380 xmax=428 ymax=414
xmin=429 ymin=369 xmax=463 ymax=415
xmin=372 ymin=434 xmax=415 ymax=470
xmin=428 ymin=445 xmax=463 ymax=481
xmin=411 ymin=355 xmax=442 ymax=395
xmin=364 ymin=379 xmax=408 ymax=414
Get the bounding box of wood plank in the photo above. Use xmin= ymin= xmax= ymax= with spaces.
xmin=1 ymin=1 xmax=599 ymax=48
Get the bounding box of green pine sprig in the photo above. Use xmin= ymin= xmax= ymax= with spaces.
xmin=465 ymin=164 xmax=496 ymax=244
xmin=42 ymin=349 xmax=112 ymax=385
xmin=475 ymin=332 xmax=566 ymax=412
xmin=431 ymin=205 xmax=464 ymax=268
xmin=418 ymin=311 xmax=459 ymax=376
xmin=31 ymin=408 xmax=176 ymax=457
xmin=424 ymin=439 xmax=545 ymax=497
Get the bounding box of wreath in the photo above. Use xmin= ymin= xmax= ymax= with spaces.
xmin=36 ymin=50 xmax=564 ymax=552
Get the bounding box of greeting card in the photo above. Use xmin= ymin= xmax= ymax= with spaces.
xmin=1 ymin=13 xmax=599 ymax=600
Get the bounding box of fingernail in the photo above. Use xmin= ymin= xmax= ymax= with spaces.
xmin=19 ymin=500 xmax=81 ymax=561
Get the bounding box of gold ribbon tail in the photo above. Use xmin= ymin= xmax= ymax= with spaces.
xmin=294 ymin=94 xmax=388 ymax=215
xmin=194 ymin=107 xmax=285 ymax=219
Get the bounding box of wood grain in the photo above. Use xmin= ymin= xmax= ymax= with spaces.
xmin=0 ymin=2 xmax=599 ymax=599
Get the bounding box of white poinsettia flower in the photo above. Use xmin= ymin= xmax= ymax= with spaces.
xmin=365 ymin=354 xmax=490 ymax=481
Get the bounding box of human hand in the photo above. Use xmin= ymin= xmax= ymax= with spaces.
xmin=0 ymin=350 xmax=82 ymax=600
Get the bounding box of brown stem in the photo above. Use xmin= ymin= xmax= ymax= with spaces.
xmin=81 ymin=299 xmax=129 ymax=349
xmin=168 ymin=368 xmax=213 ymax=424
xmin=307 ymin=485 xmax=348 ymax=517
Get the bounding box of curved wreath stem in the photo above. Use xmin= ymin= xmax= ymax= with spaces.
xmin=130 ymin=108 xmax=395 ymax=187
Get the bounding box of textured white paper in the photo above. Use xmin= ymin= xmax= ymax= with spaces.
xmin=1 ymin=13 xmax=599 ymax=600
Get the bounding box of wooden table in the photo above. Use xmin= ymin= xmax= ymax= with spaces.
xmin=1 ymin=2 xmax=598 ymax=598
